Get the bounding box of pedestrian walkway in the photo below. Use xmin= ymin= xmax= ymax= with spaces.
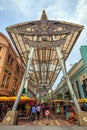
xmin=0 ymin=126 xmax=87 ymax=130
xmin=18 ymin=112 xmax=77 ymax=126
xmin=18 ymin=118 xmax=74 ymax=126
xmin=0 ymin=111 xmax=86 ymax=130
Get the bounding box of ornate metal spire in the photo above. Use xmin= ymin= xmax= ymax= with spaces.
xmin=40 ymin=10 xmax=48 ymax=20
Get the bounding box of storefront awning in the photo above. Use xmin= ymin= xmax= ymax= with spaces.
xmin=78 ymin=98 xmax=87 ymax=103
xmin=0 ymin=96 xmax=36 ymax=102
xmin=51 ymin=99 xmax=64 ymax=102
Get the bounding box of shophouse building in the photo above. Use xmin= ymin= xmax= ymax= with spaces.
xmin=0 ymin=32 xmax=25 ymax=96
xmin=54 ymin=45 xmax=87 ymax=100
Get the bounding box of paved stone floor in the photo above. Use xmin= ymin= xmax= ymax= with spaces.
xmin=0 ymin=112 xmax=87 ymax=130
xmin=18 ymin=118 xmax=75 ymax=126
xmin=18 ymin=112 xmax=76 ymax=126
xmin=0 ymin=126 xmax=87 ymax=130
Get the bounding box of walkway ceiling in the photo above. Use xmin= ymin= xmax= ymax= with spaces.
xmin=6 ymin=10 xmax=84 ymax=95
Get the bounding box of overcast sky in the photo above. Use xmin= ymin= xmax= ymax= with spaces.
xmin=0 ymin=0 xmax=87 ymax=89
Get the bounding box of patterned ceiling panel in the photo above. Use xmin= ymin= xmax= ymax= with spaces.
xmin=6 ymin=10 xmax=84 ymax=93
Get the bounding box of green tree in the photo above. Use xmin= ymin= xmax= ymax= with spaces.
xmin=22 ymin=88 xmax=26 ymax=94
xmin=57 ymin=93 xmax=63 ymax=99
xmin=65 ymin=90 xmax=71 ymax=100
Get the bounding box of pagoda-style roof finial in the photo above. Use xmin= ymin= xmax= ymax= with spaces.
xmin=40 ymin=10 xmax=48 ymax=20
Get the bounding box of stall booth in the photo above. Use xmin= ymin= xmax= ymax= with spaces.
xmin=78 ymin=98 xmax=87 ymax=111
xmin=51 ymin=99 xmax=64 ymax=114
xmin=0 ymin=96 xmax=36 ymax=120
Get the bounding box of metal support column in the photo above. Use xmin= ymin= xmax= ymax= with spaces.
xmin=53 ymin=35 xmax=81 ymax=111
xmin=12 ymin=36 xmax=37 ymax=111
xmin=51 ymin=87 xmax=53 ymax=99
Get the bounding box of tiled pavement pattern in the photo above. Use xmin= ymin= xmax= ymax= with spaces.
xmin=18 ymin=112 xmax=77 ymax=126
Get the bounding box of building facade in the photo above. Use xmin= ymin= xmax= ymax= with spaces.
xmin=0 ymin=32 xmax=25 ymax=96
xmin=54 ymin=45 xmax=87 ymax=100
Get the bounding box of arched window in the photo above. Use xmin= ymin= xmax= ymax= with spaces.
xmin=5 ymin=76 xmax=10 ymax=89
xmin=0 ymin=46 xmax=2 ymax=51
xmin=1 ymin=74 xmax=6 ymax=87
xmin=6 ymin=54 xmax=13 ymax=66
xmin=0 ymin=46 xmax=2 ymax=59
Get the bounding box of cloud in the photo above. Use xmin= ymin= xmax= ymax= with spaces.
xmin=45 ymin=0 xmax=75 ymax=20
xmin=12 ymin=0 xmax=31 ymax=19
xmin=0 ymin=3 xmax=6 ymax=10
xmin=11 ymin=0 xmax=52 ymax=20
xmin=74 ymin=0 xmax=87 ymax=45
xmin=76 ymin=0 xmax=87 ymax=24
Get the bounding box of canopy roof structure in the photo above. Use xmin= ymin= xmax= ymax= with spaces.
xmin=6 ymin=10 xmax=84 ymax=95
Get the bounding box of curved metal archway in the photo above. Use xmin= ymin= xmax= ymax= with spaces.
xmin=6 ymin=10 xmax=84 ymax=111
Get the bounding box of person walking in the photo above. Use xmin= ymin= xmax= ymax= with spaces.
xmin=64 ymin=105 xmax=70 ymax=120
xmin=31 ymin=104 xmax=36 ymax=122
xmin=42 ymin=104 xmax=45 ymax=118
xmin=36 ymin=104 xmax=41 ymax=120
